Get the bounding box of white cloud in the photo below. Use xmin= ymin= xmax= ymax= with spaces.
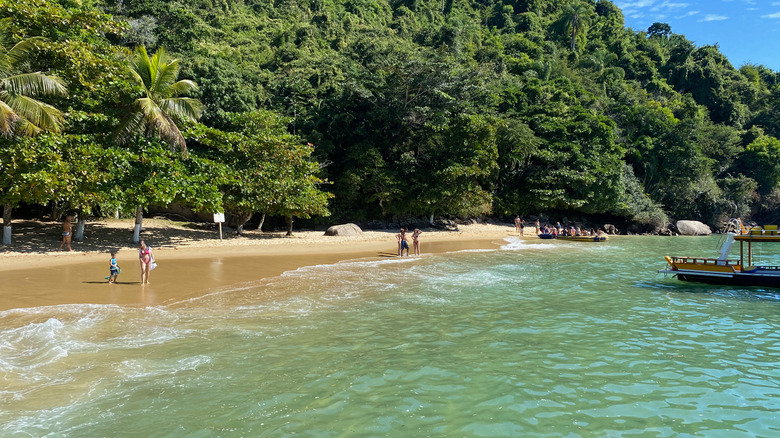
xmin=763 ymin=12 xmax=780 ymax=18
xmin=616 ymin=0 xmax=695 ymax=21
xmin=698 ymin=14 xmax=728 ymax=22
xmin=652 ymin=1 xmax=689 ymax=11
xmin=677 ymin=10 xmax=700 ymax=18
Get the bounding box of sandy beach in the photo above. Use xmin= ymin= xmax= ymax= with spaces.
xmin=0 ymin=218 xmax=526 ymax=311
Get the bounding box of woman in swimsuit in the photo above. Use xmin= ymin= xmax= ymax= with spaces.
xmin=138 ymin=240 xmax=154 ymax=285
xmin=412 ymin=228 xmax=422 ymax=256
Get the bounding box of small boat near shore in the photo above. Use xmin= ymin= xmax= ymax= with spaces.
xmin=538 ymin=233 xmax=607 ymax=242
xmin=659 ymin=219 xmax=780 ymax=288
xmin=557 ymin=235 xmax=608 ymax=242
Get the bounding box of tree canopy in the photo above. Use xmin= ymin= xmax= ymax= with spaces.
xmin=2 ymin=0 xmax=780 ymax=235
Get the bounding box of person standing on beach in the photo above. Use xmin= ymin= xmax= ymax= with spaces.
xmin=514 ymin=216 xmax=522 ymax=233
xmin=412 ymin=228 xmax=422 ymax=256
xmin=138 ymin=240 xmax=154 ymax=285
xmin=397 ymin=228 xmax=410 ymax=256
xmin=108 ymin=251 xmax=120 ymax=284
xmin=534 ymin=219 xmax=540 ymax=236
xmin=57 ymin=215 xmax=73 ymax=251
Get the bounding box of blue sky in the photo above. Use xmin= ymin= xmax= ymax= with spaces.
xmin=615 ymin=0 xmax=780 ymax=71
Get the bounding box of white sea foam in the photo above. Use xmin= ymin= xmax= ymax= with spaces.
xmin=500 ymin=236 xmax=565 ymax=250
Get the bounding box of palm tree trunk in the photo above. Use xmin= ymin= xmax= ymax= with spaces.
xmin=133 ymin=206 xmax=143 ymax=243
xmin=2 ymin=204 xmax=11 ymax=245
xmin=285 ymin=215 xmax=293 ymax=236
xmin=74 ymin=210 xmax=86 ymax=242
xmin=571 ymin=27 xmax=577 ymax=51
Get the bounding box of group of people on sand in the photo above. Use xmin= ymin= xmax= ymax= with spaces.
xmin=396 ymin=228 xmax=422 ymax=256
xmin=105 ymin=241 xmax=156 ymax=285
xmin=514 ymin=216 xmax=541 ymax=236
xmin=56 ymin=216 xmax=156 ymax=285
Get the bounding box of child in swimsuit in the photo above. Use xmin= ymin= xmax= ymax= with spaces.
xmin=58 ymin=215 xmax=73 ymax=251
xmin=108 ymin=251 xmax=120 ymax=283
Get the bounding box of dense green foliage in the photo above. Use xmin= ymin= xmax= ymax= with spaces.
xmin=3 ymin=0 xmax=780 ymax=234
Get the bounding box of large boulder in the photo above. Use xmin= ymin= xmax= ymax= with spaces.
xmin=324 ymin=223 xmax=363 ymax=236
xmin=676 ymin=220 xmax=712 ymax=236
xmin=603 ymin=224 xmax=618 ymax=235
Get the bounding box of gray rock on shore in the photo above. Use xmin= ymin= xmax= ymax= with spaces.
xmin=675 ymin=220 xmax=712 ymax=236
xmin=324 ymin=223 xmax=363 ymax=236
xmin=603 ymin=224 xmax=618 ymax=235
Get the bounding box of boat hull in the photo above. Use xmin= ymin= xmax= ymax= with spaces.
xmin=557 ymin=236 xmax=607 ymax=242
xmin=659 ymin=268 xmax=780 ymax=288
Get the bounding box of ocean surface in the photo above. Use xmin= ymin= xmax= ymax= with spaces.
xmin=2 ymin=236 xmax=780 ymax=437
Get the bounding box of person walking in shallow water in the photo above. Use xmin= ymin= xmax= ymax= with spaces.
xmin=138 ymin=240 xmax=154 ymax=285
xmin=57 ymin=215 xmax=73 ymax=251
xmin=412 ymin=228 xmax=422 ymax=256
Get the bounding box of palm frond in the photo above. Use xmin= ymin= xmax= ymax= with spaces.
xmin=3 ymin=94 xmax=64 ymax=134
xmin=1 ymin=72 xmax=67 ymax=97
xmin=8 ymin=36 xmax=45 ymax=67
xmin=118 ymin=45 xmax=201 ymax=153
xmin=0 ymin=52 xmax=12 ymax=78
xmin=162 ymin=113 xmax=187 ymax=155
xmin=148 ymin=47 xmax=166 ymax=95
xmin=0 ymin=99 xmax=20 ymax=137
xmin=160 ymin=97 xmax=203 ymax=122
xmin=154 ymin=60 xmax=182 ymax=97
xmin=113 ymin=104 xmax=146 ymax=145
xmin=138 ymin=96 xmax=165 ymax=126
xmin=170 ymin=79 xmax=198 ymax=96
xmin=130 ymin=46 xmax=154 ymax=92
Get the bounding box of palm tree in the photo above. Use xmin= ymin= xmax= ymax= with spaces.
xmin=0 ymin=21 xmax=67 ymax=245
xmin=562 ymin=2 xmax=592 ymax=52
xmin=114 ymin=46 xmax=203 ymax=242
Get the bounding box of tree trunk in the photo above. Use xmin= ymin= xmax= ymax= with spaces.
xmin=133 ymin=206 xmax=143 ymax=243
xmin=429 ymin=213 xmax=435 ymax=225
xmin=2 ymin=204 xmax=11 ymax=245
xmin=285 ymin=215 xmax=293 ymax=236
xmin=257 ymin=213 xmax=266 ymax=232
xmin=227 ymin=211 xmax=253 ymax=235
xmin=570 ymin=26 xmax=577 ymax=51
xmin=51 ymin=202 xmax=60 ymax=222
xmin=74 ymin=210 xmax=86 ymax=242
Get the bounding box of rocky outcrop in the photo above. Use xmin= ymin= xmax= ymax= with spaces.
xmin=324 ymin=223 xmax=363 ymax=236
xmin=603 ymin=224 xmax=618 ymax=235
xmin=433 ymin=219 xmax=459 ymax=231
xmin=675 ymin=220 xmax=712 ymax=236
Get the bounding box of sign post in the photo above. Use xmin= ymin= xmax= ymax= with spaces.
xmin=213 ymin=213 xmax=225 ymax=240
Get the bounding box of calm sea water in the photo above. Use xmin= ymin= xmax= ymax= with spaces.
xmin=2 ymin=236 xmax=780 ymax=437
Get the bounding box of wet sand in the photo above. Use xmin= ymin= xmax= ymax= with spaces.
xmin=0 ymin=220 xmax=523 ymax=311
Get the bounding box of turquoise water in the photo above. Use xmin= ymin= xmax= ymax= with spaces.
xmin=2 ymin=236 xmax=780 ymax=437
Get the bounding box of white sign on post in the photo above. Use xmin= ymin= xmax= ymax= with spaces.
xmin=214 ymin=213 xmax=225 ymax=240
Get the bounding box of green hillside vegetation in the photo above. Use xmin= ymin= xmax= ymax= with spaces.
xmin=2 ymin=0 xmax=780 ymax=242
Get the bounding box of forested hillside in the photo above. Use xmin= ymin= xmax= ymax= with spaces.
xmin=2 ymin=0 xmax=780 ymax=236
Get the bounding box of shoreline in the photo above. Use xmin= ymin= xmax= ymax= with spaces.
xmin=0 ymin=219 xmax=524 ymax=311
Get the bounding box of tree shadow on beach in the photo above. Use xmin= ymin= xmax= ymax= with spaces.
xmin=0 ymin=218 xmax=349 ymax=254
